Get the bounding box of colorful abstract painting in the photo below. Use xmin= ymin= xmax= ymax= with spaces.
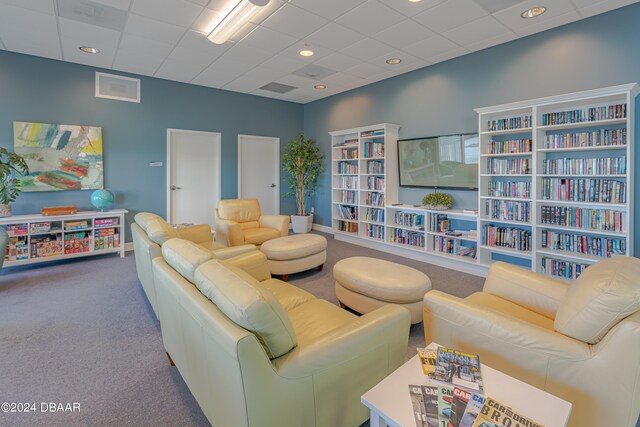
xmin=13 ymin=121 xmax=103 ymax=192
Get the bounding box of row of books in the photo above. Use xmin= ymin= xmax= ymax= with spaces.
xmin=388 ymin=228 xmax=425 ymax=247
xmin=367 ymin=176 xmax=384 ymax=191
xmin=336 ymin=205 xmax=357 ymax=220
xmin=338 ymin=190 xmax=357 ymax=204
xmin=367 ymin=160 xmax=384 ymax=174
xmin=540 ymin=205 xmax=624 ymax=232
xmin=482 ymin=225 xmax=531 ymax=252
xmin=337 ymin=175 xmax=358 ymax=189
xmin=336 ymin=221 xmax=358 ymax=233
xmin=486 ymin=158 xmax=530 ymax=175
xmin=94 ymin=229 xmax=120 ymax=250
xmin=365 ymin=192 xmax=384 ymax=207
xmin=540 ymin=178 xmax=626 ymax=204
xmin=64 ymin=220 xmax=89 ymax=231
xmin=64 ymin=232 xmax=90 ymax=254
xmin=487 ymin=115 xmax=532 ymax=131
xmin=541 ymin=103 xmax=626 ymax=125
xmin=363 ymin=141 xmax=384 ymax=158
xmin=94 ymin=217 xmax=119 ymax=227
xmin=487 ymin=180 xmax=531 ymax=198
xmin=429 ymin=214 xmax=450 ymax=233
xmin=365 ymin=223 xmax=384 ymax=240
xmin=434 ymin=236 xmax=475 ymax=256
xmin=337 ymin=161 xmax=358 ymax=174
xmin=541 ymin=156 xmax=626 ymax=175
xmin=338 ymin=148 xmax=358 ymax=159
xmin=5 ymin=236 xmax=28 ymax=261
xmin=541 ymin=257 xmax=589 ymax=280
xmin=332 ymin=137 xmax=358 ymax=147
xmin=541 ymin=231 xmax=625 ymax=258
xmin=395 ymin=211 xmax=425 ymax=229
xmin=486 ymin=138 xmax=532 ymax=154
xmin=543 ymin=128 xmax=626 ymax=148
xmin=361 ymin=129 xmax=384 ymax=137
xmin=364 ymin=207 xmax=384 ymax=223
xmin=484 ymin=200 xmax=531 ymax=223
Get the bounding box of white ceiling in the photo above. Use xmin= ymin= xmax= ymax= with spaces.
xmin=0 ymin=0 xmax=637 ymax=103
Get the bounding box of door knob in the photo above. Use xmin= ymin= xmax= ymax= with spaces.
xmin=270 ymin=184 xmax=276 ymax=188
xmin=170 ymin=185 xmax=183 ymax=190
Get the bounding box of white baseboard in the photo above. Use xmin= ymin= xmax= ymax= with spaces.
xmin=312 ymin=223 xmax=333 ymax=234
xmin=125 ymin=242 xmax=134 ymax=252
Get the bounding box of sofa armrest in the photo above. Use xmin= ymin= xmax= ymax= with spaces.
xmin=483 ymin=262 xmax=569 ymax=319
xmin=214 ymin=219 xmax=244 ymax=246
xmin=223 ymin=251 xmax=272 ymax=282
xmin=259 ymin=215 xmax=290 ymax=237
xmin=212 ymin=244 xmax=257 ymax=260
xmin=176 ymin=224 xmax=213 ymax=244
xmin=274 ymin=305 xmax=410 ymax=377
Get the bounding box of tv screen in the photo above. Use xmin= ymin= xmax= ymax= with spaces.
xmin=398 ymin=133 xmax=479 ymax=190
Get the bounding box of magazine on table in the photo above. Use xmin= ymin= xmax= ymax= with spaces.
xmin=448 ymin=387 xmax=471 ymax=427
xmin=471 ymin=397 xmax=544 ymax=427
xmin=459 ymin=393 xmax=485 ymax=427
xmin=417 ymin=347 xmax=438 ymax=378
xmin=434 ymin=347 xmax=483 ymax=392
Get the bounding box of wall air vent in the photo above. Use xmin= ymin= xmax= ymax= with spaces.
xmin=56 ymin=0 xmax=128 ymax=31
xmin=259 ymin=82 xmax=297 ymax=94
xmin=95 ymin=72 xmax=141 ymax=103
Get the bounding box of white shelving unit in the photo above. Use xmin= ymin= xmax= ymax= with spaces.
xmin=0 ymin=209 xmax=127 ymax=267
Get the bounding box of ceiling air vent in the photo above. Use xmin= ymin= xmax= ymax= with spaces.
xmin=95 ymin=72 xmax=141 ymax=103
xmin=292 ymin=64 xmax=336 ymax=81
xmin=473 ymin=0 xmax=527 ymax=14
xmin=56 ymin=0 xmax=128 ymax=31
xmin=259 ymin=82 xmax=297 ymax=94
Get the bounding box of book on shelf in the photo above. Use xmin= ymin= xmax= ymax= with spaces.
xmin=539 ymin=205 xmax=624 ymax=232
xmin=487 ymin=138 xmax=532 ymax=154
xmin=484 ymin=200 xmax=531 ymax=223
xmin=543 ymin=128 xmax=626 ymax=148
xmin=482 ymin=225 xmax=531 ymax=252
xmin=360 ymin=129 xmax=384 ymax=137
xmin=541 ymin=103 xmax=626 ymax=126
xmin=541 ymin=257 xmax=589 ymax=280
xmin=541 ymin=230 xmax=625 ymax=258
xmin=541 ymin=178 xmax=626 ymax=204
xmin=363 ymin=141 xmax=384 ymax=158
xmin=486 ymin=158 xmax=530 ymax=175
xmin=542 ymin=156 xmax=626 ymax=175
xmin=471 ymin=397 xmax=544 ymax=427
xmin=487 ymin=115 xmax=532 ymax=131
xmin=487 ymin=181 xmax=531 ymax=198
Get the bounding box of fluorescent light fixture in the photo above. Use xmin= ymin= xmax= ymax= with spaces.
xmin=208 ymin=0 xmax=270 ymax=44
xmin=386 ymin=58 xmax=402 ymax=65
xmin=314 ymin=84 xmax=326 ymax=90
xmin=408 ymin=0 xmax=422 ymax=2
xmin=299 ymin=49 xmax=314 ymax=57
xmin=521 ymin=6 xmax=546 ymax=18
xmin=79 ymin=46 xmax=100 ymax=54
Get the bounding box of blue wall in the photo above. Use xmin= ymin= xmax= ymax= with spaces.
xmin=304 ymin=3 xmax=640 ymax=252
xmin=0 ymin=50 xmax=303 ymax=240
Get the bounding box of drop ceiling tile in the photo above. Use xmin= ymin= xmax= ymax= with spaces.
xmin=261 ymin=3 xmax=329 ymax=39
xmin=413 ymin=0 xmax=488 ymax=33
xmin=321 ymin=71 xmax=365 ymax=87
xmin=369 ymin=49 xmax=428 ymax=72
xmin=344 ymin=62 xmax=388 ymax=79
xmin=443 ymin=16 xmax=513 ymax=47
xmin=371 ymin=19 xmax=435 ymax=50
xmin=185 ymin=0 xmax=209 ymax=6
xmin=59 ymin=17 xmax=121 ymax=64
xmin=570 ymin=0 xmax=603 ymax=6
xmin=119 ymin=34 xmax=174 ymax=57
xmin=304 ymin=23 xmax=365 ymax=51
xmin=0 ymin=37 xmax=5 ymax=49
xmin=131 ymin=0 xmax=203 ymax=27
xmin=61 ymin=38 xmax=116 ymax=68
xmin=124 ymin=13 xmax=187 ymax=45
xmin=312 ymin=52 xmax=361 ymax=72
xmin=0 ymin=4 xmax=59 ymax=52
xmin=275 ymin=73 xmax=317 ymax=89
xmin=289 ymin=0 xmax=367 ymax=20
xmin=155 ymin=59 xmax=204 ymax=82
xmin=278 ymin=42 xmax=332 ymax=62
xmin=402 ymin=34 xmax=460 ymax=61
xmin=249 ymin=0 xmax=287 ymax=26
xmin=377 ymin=0 xmax=446 ymax=17
xmin=165 ymin=46 xmax=217 ymax=67
xmin=492 ymin=0 xmax=575 ymax=32
xmin=340 ymin=37 xmax=395 ymax=61
xmin=240 ymin=26 xmax=297 ymax=53
xmin=427 ymin=46 xmax=469 ymax=65
xmin=0 ymin=0 xmax=55 ymax=14
xmin=192 ymin=59 xmax=247 ymax=87
xmin=465 ymin=31 xmax=517 ymax=52
xmin=261 ymin=54 xmax=309 ymax=73
xmin=224 ymin=67 xmax=289 ymax=93
xmin=515 ymin=10 xmax=581 ymax=37
xmin=579 ymin=0 xmax=639 ymax=17
xmin=223 ymin=77 xmax=267 ymax=93
xmin=113 ymin=49 xmax=165 ymax=75
xmin=223 ymin=43 xmax=273 ymax=67
xmin=3 ymin=38 xmax=62 ymax=60
xmin=177 ymin=29 xmax=233 ymax=55
xmin=191 ymin=7 xmax=222 ymax=34
xmin=335 ymin=0 xmax=406 ymax=37
xmin=93 ymin=0 xmax=131 ymax=10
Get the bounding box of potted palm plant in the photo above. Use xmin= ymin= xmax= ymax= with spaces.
xmin=282 ymin=133 xmax=325 ymax=233
xmin=0 ymin=147 xmax=29 ymax=217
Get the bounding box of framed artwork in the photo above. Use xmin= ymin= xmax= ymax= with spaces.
xmin=13 ymin=121 xmax=104 ymax=192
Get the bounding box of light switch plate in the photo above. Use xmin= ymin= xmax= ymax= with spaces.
xmin=149 ymin=161 xmax=163 ymax=167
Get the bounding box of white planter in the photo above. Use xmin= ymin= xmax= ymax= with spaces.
xmin=0 ymin=204 xmax=12 ymax=217
xmin=291 ymin=214 xmax=313 ymax=233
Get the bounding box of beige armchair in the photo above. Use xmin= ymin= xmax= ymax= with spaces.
xmin=423 ymin=257 xmax=640 ymax=427
xmin=214 ymin=198 xmax=289 ymax=247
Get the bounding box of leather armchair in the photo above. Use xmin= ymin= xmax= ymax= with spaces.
xmin=131 ymin=212 xmax=255 ymax=318
xmin=423 ymin=258 xmax=640 ymax=427
xmin=214 ymin=198 xmax=289 ymax=247
xmin=153 ymin=238 xmax=411 ymax=427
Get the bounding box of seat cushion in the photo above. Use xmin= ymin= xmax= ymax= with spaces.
xmin=465 ymin=292 xmax=555 ymax=330
xmin=261 ymin=234 xmax=328 ymax=261
xmin=239 ymin=221 xmax=260 ymax=230
xmin=135 ymin=212 xmax=179 ymax=245
xmin=243 ymin=227 xmax=281 ymax=245
xmin=194 ymin=260 xmax=297 ymax=359
xmin=555 ymin=256 xmax=640 ymax=344
xmin=287 ymin=299 xmax=357 ymax=347
xmin=198 ymin=240 xmax=226 ymax=251
xmin=260 ymin=278 xmax=316 ymax=311
xmin=162 ymin=238 xmax=213 ymax=283
xmin=333 ymin=256 xmax=431 ymax=304
xmin=218 ymin=199 xmax=261 ymax=222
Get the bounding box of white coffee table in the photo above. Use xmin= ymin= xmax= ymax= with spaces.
xmin=361 ymin=343 xmax=572 ymax=427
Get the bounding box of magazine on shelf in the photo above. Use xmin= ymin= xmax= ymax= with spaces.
xmin=448 ymin=387 xmax=471 ymax=427
xmin=435 ymin=347 xmax=484 ymax=392
xmin=459 ymin=393 xmax=486 ymax=427
xmin=471 ymin=397 xmax=544 ymax=427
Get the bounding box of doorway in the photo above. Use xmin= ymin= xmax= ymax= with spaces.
xmin=238 ymin=134 xmax=280 ymax=215
xmin=166 ymin=129 xmax=221 ymax=227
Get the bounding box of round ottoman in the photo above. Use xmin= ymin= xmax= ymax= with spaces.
xmin=333 ymin=256 xmax=431 ymax=324
xmin=261 ymin=234 xmax=327 ymax=281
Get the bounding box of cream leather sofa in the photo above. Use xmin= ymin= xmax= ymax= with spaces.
xmin=214 ymin=198 xmax=289 ymax=247
xmin=131 ymin=212 xmax=255 ymax=318
xmin=423 ymin=258 xmax=640 ymax=427
xmin=153 ymin=238 xmax=411 ymax=427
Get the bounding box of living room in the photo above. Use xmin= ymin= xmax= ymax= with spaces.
xmin=1 ymin=1 xmax=639 ymax=426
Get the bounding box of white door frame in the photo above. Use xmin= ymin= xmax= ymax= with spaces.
xmin=166 ymin=128 xmax=222 ymax=224
xmin=237 ymin=134 xmax=280 ymax=214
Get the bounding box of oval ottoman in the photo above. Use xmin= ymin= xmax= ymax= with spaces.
xmin=261 ymin=234 xmax=327 ymax=281
xmin=334 ymin=256 xmax=431 ymax=324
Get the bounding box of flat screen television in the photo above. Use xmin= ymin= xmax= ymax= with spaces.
xmin=398 ymin=133 xmax=479 ymax=190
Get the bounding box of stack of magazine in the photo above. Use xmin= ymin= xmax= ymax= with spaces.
xmin=409 ymin=346 xmax=544 ymax=427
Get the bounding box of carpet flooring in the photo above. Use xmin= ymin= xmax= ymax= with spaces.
xmin=0 ymin=232 xmax=487 ymax=426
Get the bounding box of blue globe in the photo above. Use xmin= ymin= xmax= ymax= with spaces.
xmin=91 ymin=189 xmax=114 ymax=211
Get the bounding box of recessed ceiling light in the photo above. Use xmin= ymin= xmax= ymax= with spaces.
xmin=386 ymin=58 xmax=402 ymax=65
xmin=408 ymin=0 xmax=422 ymax=2
xmin=299 ymin=49 xmax=314 ymax=57
xmin=314 ymin=84 xmax=326 ymax=90
xmin=79 ymin=46 xmax=100 ymax=54
xmin=521 ymin=6 xmax=546 ymax=18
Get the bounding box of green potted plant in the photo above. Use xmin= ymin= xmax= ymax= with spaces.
xmin=282 ymin=133 xmax=325 ymax=233
xmin=0 ymin=147 xmax=29 ymax=217
xmin=422 ymin=191 xmax=453 ymax=211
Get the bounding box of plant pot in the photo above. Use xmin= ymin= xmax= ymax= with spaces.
xmin=0 ymin=204 xmax=12 ymax=217
xmin=291 ymin=214 xmax=313 ymax=233
xmin=423 ymin=204 xmax=450 ymax=211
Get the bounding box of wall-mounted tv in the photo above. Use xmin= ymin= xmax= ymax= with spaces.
xmin=398 ymin=133 xmax=479 ymax=190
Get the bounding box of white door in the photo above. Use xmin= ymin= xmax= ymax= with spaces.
xmin=167 ymin=129 xmax=221 ymax=227
xmin=238 ymin=135 xmax=280 ymax=215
